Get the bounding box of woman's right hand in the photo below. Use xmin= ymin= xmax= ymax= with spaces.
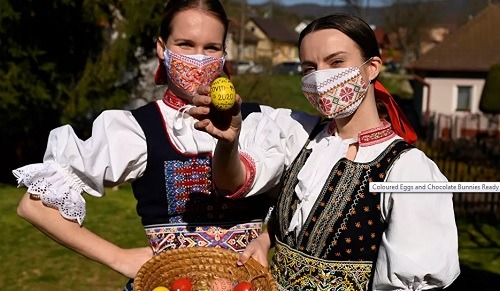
xmin=113 ymin=246 xmax=154 ymax=279
xmin=190 ymin=85 xmax=242 ymax=143
xmin=237 ymin=231 xmax=272 ymax=268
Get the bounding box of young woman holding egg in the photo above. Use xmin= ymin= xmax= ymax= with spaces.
xmin=13 ymin=0 xmax=307 ymax=290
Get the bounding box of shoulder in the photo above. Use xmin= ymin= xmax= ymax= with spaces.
xmin=387 ymin=146 xmax=448 ymax=182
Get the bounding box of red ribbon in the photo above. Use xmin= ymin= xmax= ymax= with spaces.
xmin=374 ymin=81 xmax=418 ymax=144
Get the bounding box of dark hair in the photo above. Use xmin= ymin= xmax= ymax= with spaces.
xmin=159 ymin=0 xmax=229 ymax=47
xmin=298 ymin=14 xmax=380 ymax=61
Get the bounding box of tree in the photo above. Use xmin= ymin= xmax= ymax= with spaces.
xmin=479 ymin=63 xmax=500 ymax=115
xmin=381 ymin=0 xmax=439 ymax=73
xmin=0 ymin=0 xmax=111 ymax=182
xmin=0 ymin=0 xmax=166 ymax=183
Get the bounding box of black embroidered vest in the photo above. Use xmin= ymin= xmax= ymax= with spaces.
xmin=271 ymin=125 xmax=413 ymax=290
xmin=130 ymin=102 xmax=273 ymax=226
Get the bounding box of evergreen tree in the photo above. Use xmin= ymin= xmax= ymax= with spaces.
xmin=479 ymin=63 xmax=500 ymax=115
xmin=0 ymin=0 xmax=165 ymax=182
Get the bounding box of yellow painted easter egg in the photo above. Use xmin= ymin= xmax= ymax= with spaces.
xmin=210 ymin=77 xmax=236 ymax=111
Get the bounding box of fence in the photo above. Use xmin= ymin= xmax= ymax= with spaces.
xmin=427 ymin=112 xmax=499 ymax=140
xmin=419 ymin=113 xmax=500 ymax=220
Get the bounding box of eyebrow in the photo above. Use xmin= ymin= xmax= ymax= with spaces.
xmin=301 ymin=51 xmax=349 ymax=67
xmin=324 ymin=51 xmax=348 ymax=63
xmin=172 ymin=38 xmax=223 ymax=47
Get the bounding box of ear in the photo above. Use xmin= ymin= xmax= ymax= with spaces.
xmin=367 ymin=56 xmax=382 ymax=83
xmin=157 ymin=38 xmax=165 ymax=59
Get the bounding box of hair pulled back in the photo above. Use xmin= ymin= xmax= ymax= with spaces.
xmin=159 ymin=0 xmax=229 ymax=47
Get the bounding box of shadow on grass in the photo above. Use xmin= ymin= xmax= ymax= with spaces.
xmin=446 ymin=264 xmax=500 ymax=290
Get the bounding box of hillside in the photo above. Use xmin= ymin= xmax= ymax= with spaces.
xmin=265 ymin=0 xmax=500 ymax=29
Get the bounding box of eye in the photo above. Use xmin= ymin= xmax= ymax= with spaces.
xmin=204 ymin=45 xmax=222 ymax=53
xmin=329 ymin=58 xmax=345 ymax=68
xmin=302 ymin=65 xmax=316 ymax=76
xmin=178 ymin=42 xmax=194 ymax=49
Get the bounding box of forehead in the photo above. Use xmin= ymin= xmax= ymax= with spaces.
xmin=169 ymin=9 xmax=224 ymax=43
xmin=300 ymin=29 xmax=362 ymax=59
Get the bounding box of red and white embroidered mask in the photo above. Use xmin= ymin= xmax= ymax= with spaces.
xmin=301 ymin=59 xmax=371 ymax=119
xmin=163 ymin=49 xmax=225 ymax=96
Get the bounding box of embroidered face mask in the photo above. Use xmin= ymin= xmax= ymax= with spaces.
xmin=163 ymin=49 xmax=225 ymax=96
xmin=301 ymin=59 xmax=371 ymax=119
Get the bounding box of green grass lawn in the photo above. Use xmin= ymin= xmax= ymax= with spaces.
xmin=0 ymin=183 xmax=145 ymax=291
xmin=1 ymin=183 xmax=499 ymax=290
xmin=232 ymin=74 xmax=318 ymax=115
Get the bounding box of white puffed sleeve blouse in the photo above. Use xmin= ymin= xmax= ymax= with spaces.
xmin=238 ymin=117 xmax=460 ymax=291
xmin=11 ymin=100 xmax=306 ymax=225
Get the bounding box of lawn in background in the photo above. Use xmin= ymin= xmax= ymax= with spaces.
xmin=0 ymin=183 xmax=145 ymax=291
xmin=1 ymin=183 xmax=499 ymax=290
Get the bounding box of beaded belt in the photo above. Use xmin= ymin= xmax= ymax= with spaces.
xmin=271 ymin=239 xmax=373 ymax=291
xmin=145 ymin=221 xmax=263 ymax=255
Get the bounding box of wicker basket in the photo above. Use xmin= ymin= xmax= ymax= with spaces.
xmin=134 ymin=247 xmax=277 ymax=291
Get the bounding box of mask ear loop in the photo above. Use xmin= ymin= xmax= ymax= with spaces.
xmin=359 ymin=57 xmax=373 ymax=69
xmin=173 ymin=104 xmax=194 ymax=135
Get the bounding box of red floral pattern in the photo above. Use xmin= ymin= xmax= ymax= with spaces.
xmin=319 ymin=97 xmax=333 ymax=113
xmin=339 ymin=86 xmax=354 ymax=102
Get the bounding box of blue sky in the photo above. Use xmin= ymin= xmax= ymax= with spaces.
xmin=248 ymin=0 xmax=387 ymax=7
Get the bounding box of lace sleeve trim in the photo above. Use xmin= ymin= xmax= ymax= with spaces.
xmin=12 ymin=162 xmax=89 ymax=225
xmin=224 ymin=151 xmax=256 ymax=199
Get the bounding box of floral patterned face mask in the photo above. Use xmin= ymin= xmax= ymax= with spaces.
xmin=163 ymin=48 xmax=225 ymax=97
xmin=301 ymin=58 xmax=371 ymax=119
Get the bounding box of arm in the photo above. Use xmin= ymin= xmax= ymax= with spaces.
xmin=213 ymin=109 xmax=319 ymax=195
xmin=13 ymin=109 xmax=152 ymax=278
xmin=191 ymin=86 xmax=320 ymax=195
xmin=13 ymin=109 xmax=147 ymax=224
xmin=189 ymin=85 xmax=245 ymax=192
xmin=374 ymin=149 xmax=460 ymax=290
xmin=17 ymin=193 xmax=153 ymax=278
xmin=213 ymin=137 xmax=247 ymax=193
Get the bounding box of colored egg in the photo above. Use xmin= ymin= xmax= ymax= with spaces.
xmin=210 ymin=77 xmax=236 ymax=111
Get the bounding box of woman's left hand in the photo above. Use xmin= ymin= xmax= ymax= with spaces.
xmin=190 ymin=85 xmax=243 ymax=143
xmin=237 ymin=232 xmax=271 ymax=268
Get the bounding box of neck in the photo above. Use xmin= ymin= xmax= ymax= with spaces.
xmin=163 ymin=90 xmax=188 ymax=110
xmin=335 ymin=91 xmax=382 ymax=140
xmin=166 ymin=79 xmax=193 ymax=104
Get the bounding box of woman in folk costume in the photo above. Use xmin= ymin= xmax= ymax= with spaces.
xmin=192 ymin=13 xmax=460 ymax=290
xmin=12 ymin=0 xmax=298 ymax=289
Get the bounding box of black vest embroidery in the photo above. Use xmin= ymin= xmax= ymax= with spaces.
xmin=271 ymin=135 xmax=413 ymax=290
xmin=130 ymin=102 xmax=271 ymax=226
